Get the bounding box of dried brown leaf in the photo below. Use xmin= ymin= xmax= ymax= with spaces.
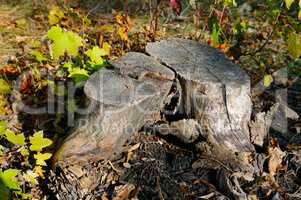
xmin=268 ymin=146 xmax=285 ymax=178
xmin=112 ymin=184 xmax=135 ymax=200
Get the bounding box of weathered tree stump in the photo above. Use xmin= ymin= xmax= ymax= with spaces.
xmin=54 ymin=52 xmax=175 ymax=166
xmin=52 ymin=39 xmax=264 ymax=199
xmin=146 ymin=38 xmax=253 ymax=152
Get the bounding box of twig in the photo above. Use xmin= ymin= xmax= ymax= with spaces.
xmin=108 ymin=160 xmax=121 ymax=174
xmin=199 ymin=156 xmax=234 ymax=173
xmin=242 ymin=8 xmax=281 ymax=56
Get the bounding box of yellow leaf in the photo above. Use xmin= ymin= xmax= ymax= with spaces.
xmin=118 ymin=26 xmax=128 ymax=42
xmin=23 ymin=170 xmax=38 ymax=185
xmin=29 ymin=131 xmax=53 ymax=152
xmin=34 ymin=166 xmax=45 ymax=179
xmin=0 ymin=145 xmax=4 ymax=156
xmin=48 ymin=6 xmax=64 ymax=25
xmin=263 ymin=74 xmax=273 ymax=87
xmin=19 ymin=147 xmax=29 ymax=156
xmin=287 ymin=32 xmax=301 ymax=59
xmin=99 ymin=24 xmax=114 ymax=33
xmin=15 ymin=18 xmax=27 ymax=29
xmin=0 ymin=79 xmax=11 ymax=94
xmin=115 ymin=14 xmax=124 ymax=25
xmin=102 ymin=42 xmax=111 ymax=55
xmin=34 ymin=152 xmax=52 ymax=166
xmin=298 ymin=9 xmax=301 ymax=21
xmin=284 ymin=0 xmax=294 ymax=10
xmin=5 ymin=130 xmax=25 ymax=146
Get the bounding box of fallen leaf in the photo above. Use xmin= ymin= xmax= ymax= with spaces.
xmin=218 ymin=43 xmax=230 ymax=53
xmin=34 ymin=166 xmax=45 ymax=178
xmin=263 ymin=74 xmax=273 ymax=87
xmin=102 ymin=42 xmax=111 ymax=55
xmin=0 ymin=65 xmax=20 ymax=75
xmin=268 ymin=145 xmax=285 ymax=178
xmin=112 ymin=184 xmax=135 ymax=200
xmin=23 ymin=170 xmax=38 ymax=185
xmin=48 ymin=6 xmax=64 ymax=25
xmin=19 ymin=73 xmax=32 ymax=93
xmin=0 ymin=79 xmax=11 ymax=94
xmin=15 ymin=18 xmax=27 ymax=29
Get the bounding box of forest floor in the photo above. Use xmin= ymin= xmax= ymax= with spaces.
xmin=0 ymin=0 xmax=301 ymax=199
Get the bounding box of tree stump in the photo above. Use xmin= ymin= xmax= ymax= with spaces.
xmin=54 ymin=52 xmax=175 ymax=166
xmin=52 ymin=39 xmax=260 ymax=199
xmin=146 ymin=38 xmax=253 ymax=152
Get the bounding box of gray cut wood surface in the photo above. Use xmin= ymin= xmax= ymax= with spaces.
xmin=53 ymin=53 xmax=174 ymax=166
xmin=146 ymin=38 xmax=253 ymax=152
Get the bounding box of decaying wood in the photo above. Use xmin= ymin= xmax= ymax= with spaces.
xmin=54 ymin=38 xmax=256 ymax=168
xmin=150 ymin=119 xmax=202 ymax=143
xmin=249 ymin=103 xmax=279 ymax=147
xmin=54 ymin=53 xmax=174 ymax=166
xmin=146 ymin=38 xmax=254 ymax=152
xmin=51 ymin=38 xmax=272 ymax=199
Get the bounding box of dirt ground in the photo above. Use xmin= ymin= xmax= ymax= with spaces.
xmin=0 ymin=1 xmax=301 ymax=199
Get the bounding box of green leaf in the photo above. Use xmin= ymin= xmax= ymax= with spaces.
xmin=47 ymin=26 xmax=82 ymax=59
xmin=34 ymin=152 xmax=52 ymax=166
xmin=85 ymin=46 xmax=107 ymax=64
xmin=0 ymin=120 xmax=8 ymax=135
xmin=30 ymin=50 xmax=48 ymax=63
xmin=0 ymin=169 xmax=21 ymax=191
xmin=68 ymin=67 xmax=89 ymax=78
xmin=4 ymin=130 xmax=25 ymax=146
xmin=63 ymin=61 xmax=73 ymax=70
xmin=0 ymin=181 xmax=10 ymax=200
xmin=211 ymin=24 xmax=221 ymax=47
xmin=17 ymin=191 xmax=32 ymax=199
xmin=68 ymin=67 xmax=89 ymax=83
xmin=47 ymin=26 xmax=63 ymax=41
xmin=68 ymin=67 xmax=89 ymax=77
xmin=224 ymin=0 xmax=237 ymax=7
xmin=284 ymin=0 xmax=294 ymax=9
xmin=287 ymin=32 xmax=301 ymax=59
xmin=0 ymin=79 xmax=11 ymax=94
xmin=64 ymin=31 xmax=83 ymax=55
xmin=48 ymin=6 xmax=64 ymax=25
xmin=264 ymin=74 xmax=273 ymax=87
xmin=29 ymin=131 xmax=53 ymax=152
